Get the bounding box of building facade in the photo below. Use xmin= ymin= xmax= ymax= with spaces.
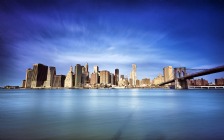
xmin=53 ymin=75 xmax=66 ymax=87
xmin=215 ymin=78 xmax=224 ymax=86
xmin=152 ymin=74 xmax=164 ymax=85
xmin=64 ymin=66 xmax=73 ymax=88
xmin=100 ymin=70 xmax=110 ymax=85
xmin=25 ymin=68 xmax=33 ymax=88
xmin=31 ymin=63 xmax=48 ymax=88
xmin=44 ymin=66 xmax=56 ymax=88
xmin=115 ymin=69 xmax=119 ymax=85
xmin=141 ymin=78 xmax=150 ymax=86
xmin=130 ymin=64 xmax=137 ymax=86
xmin=110 ymin=73 xmax=115 ymax=85
xmin=75 ymin=64 xmax=82 ymax=87
xmin=94 ymin=65 xmax=99 ymax=73
xmin=163 ymin=66 xmax=173 ymax=82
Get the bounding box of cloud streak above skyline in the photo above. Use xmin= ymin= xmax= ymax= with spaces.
xmin=0 ymin=0 xmax=224 ymax=86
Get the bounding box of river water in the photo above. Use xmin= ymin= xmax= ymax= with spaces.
xmin=0 ymin=89 xmax=224 ymax=140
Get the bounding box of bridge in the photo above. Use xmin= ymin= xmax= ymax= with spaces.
xmin=159 ymin=65 xmax=224 ymax=89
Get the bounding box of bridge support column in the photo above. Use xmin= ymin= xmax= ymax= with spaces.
xmin=175 ymin=79 xmax=188 ymax=89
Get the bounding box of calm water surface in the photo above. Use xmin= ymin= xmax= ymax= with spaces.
xmin=1 ymin=89 xmax=224 ymax=140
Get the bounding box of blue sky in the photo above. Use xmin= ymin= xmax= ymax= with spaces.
xmin=0 ymin=0 xmax=224 ymax=86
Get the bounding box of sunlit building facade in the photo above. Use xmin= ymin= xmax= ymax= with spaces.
xmin=130 ymin=64 xmax=137 ymax=86
xmin=64 ymin=66 xmax=73 ymax=88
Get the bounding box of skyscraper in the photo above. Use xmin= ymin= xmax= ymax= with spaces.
xmin=90 ymin=73 xmax=98 ymax=85
xmin=53 ymin=75 xmax=66 ymax=88
xmin=82 ymin=63 xmax=89 ymax=84
xmin=94 ymin=65 xmax=99 ymax=73
xmin=85 ymin=63 xmax=89 ymax=72
xmin=130 ymin=64 xmax=137 ymax=86
xmin=44 ymin=66 xmax=56 ymax=88
xmin=75 ymin=64 xmax=82 ymax=87
xmin=25 ymin=68 xmax=33 ymax=88
xmin=64 ymin=66 xmax=73 ymax=88
xmin=110 ymin=73 xmax=115 ymax=85
xmin=163 ymin=66 xmax=173 ymax=82
xmin=100 ymin=70 xmax=110 ymax=84
xmin=31 ymin=63 xmax=48 ymax=88
xmin=115 ymin=68 xmax=119 ymax=85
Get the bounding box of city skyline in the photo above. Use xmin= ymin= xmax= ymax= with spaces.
xmin=1 ymin=0 xmax=224 ymax=86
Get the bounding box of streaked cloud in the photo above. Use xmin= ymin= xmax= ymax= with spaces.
xmin=0 ymin=0 xmax=224 ymax=86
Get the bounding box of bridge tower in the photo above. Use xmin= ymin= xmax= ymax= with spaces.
xmin=174 ymin=67 xmax=188 ymax=89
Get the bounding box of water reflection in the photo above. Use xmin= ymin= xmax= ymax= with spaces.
xmin=0 ymin=89 xmax=224 ymax=139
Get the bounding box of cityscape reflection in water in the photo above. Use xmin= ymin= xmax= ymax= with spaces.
xmin=0 ymin=89 xmax=224 ymax=140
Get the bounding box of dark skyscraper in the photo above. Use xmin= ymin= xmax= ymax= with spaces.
xmin=44 ymin=66 xmax=56 ymax=88
xmin=75 ymin=64 xmax=82 ymax=87
xmin=115 ymin=68 xmax=119 ymax=85
xmin=31 ymin=63 xmax=48 ymax=88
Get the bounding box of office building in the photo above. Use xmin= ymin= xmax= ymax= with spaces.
xmin=163 ymin=66 xmax=173 ymax=82
xmin=64 ymin=66 xmax=73 ymax=88
xmin=115 ymin=69 xmax=119 ymax=85
xmin=189 ymin=78 xmax=209 ymax=86
xmin=94 ymin=65 xmax=99 ymax=73
xmin=31 ymin=63 xmax=48 ymax=88
xmin=53 ymin=75 xmax=66 ymax=87
xmin=141 ymin=78 xmax=150 ymax=87
xmin=44 ymin=66 xmax=56 ymax=88
xmin=110 ymin=73 xmax=115 ymax=85
xmin=136 ymin=79 xmax=140 ymax=87
xmin=100 ymin=70 xmax=110 ymax=84
xmin=25 ymin=68 xmax=33 ymax=88
xmin=130 ymin=64 xmax=137 ymax=86
xmin=82 ymin=63 xmax=89 ymax=84
xmin=129 ymin=78 xmax=133 ymax=86
xmin=215 ymin=78 xmax=224 ymax=86
xmin=90 ymin=73 xmax=98 ymax=85
xmin=75 ymin=64 xmax=82 ymax=87
xmin=152 ymin=74 xmax=164 ymax=85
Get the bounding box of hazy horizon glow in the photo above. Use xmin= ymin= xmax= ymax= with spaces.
xmin=0 ymin=0 xmax=224 ymax=86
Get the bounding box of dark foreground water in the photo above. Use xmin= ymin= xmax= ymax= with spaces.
xmin=1 ymin=89 xmax=224 ymax=140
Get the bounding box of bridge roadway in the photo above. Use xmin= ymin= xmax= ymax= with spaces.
xmin=159 ymin=65 xmax=224 ymax=86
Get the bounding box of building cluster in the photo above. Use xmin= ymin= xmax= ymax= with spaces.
xmin=188 ymin=78 xmax=209 ymax=86
xmin=23 ymin=64 xmax=66 ymax=88
xmin=22 ymin=63 xmax=153 ymax=89
xmin=152 ymin=66 xmax=173 ymax=86
xmin=21 ymin=63 xmax=224 ymax=89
